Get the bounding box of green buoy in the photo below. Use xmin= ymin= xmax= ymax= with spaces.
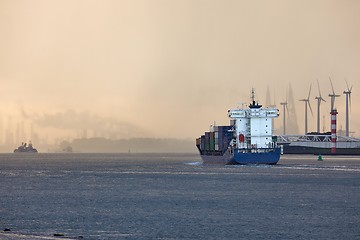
xmin=317 ymin=154 xmax=323 ymax=161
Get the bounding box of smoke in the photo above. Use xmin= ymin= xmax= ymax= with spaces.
xmin=1 ymin=0 xmax=360 ymax=139
xmin=31 ymin=109 xmax=146 ymax=139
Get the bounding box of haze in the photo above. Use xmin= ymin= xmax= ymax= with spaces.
xmin=1 ymin=0 xmax=359 ymax=148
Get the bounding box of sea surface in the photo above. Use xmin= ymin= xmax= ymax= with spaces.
xmin=0 ymin=153 xmax=359 ymax=240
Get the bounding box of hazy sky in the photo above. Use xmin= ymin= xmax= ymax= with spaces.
xmin=1 ymin=0 xmax=359 ymax=142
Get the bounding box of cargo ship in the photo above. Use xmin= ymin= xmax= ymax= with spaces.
xmin=14 ymin=142 xmax=38 ymax=153
xmin=196 ymin=89 xmax=281 ymax=164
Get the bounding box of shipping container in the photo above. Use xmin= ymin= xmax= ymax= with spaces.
xmin=224 ymin=135 xmax=233 ymax=149
xmin=205 ymin=132 xmax=210 ymax=151
xmin=201 ymin=135 xmax=205 ymax=151
xmin=218 ymin=136 xmax=223 ymax=149
xmin=209 ymin=132 xmax=215 ymax=151
xmin=210 ymin=140 xmax=215 ymax=151
xmin=200 ymin=126 xmax=233 ymax=153
xmin=219 ymin=126 xmax=231 ymax=135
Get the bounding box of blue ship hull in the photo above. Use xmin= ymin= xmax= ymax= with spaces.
xmin=200 ymin=148 xmax=281 ymax=165
xmin=231 ymin=148 xmax=281 ymax=165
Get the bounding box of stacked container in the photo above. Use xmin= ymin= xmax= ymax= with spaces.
xmin=204 ymin=132 xmax=210 ymax=152
xmin=197 ymin=126 xmax=234 ymax=155
xmin=201 ymin=135 xmax=205 ymax=151
xmin=217 ymin=126 xmax=233 ymax=153
xmin=211 ymin=126 xmax=232 ymax=153
xmin=210 ymin=132 xmax=215 ymax=151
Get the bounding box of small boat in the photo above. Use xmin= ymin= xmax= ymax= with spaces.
xmin=14 ymin=142 xmax=38 ymax=153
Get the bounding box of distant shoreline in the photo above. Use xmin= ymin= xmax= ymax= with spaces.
xmin=0 ymin=137 xmax=197 ymax=154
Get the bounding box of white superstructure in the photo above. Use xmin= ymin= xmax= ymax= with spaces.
xmin=228 ymin=89 xmax=279 ymax=149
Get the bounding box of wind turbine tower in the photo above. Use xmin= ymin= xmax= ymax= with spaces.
xmin=315 ymin=80 xmax=326 ymax=133
xmin=280 ymin=100 xmax=288 ymax=135
xmin=343 ymin=79 xmax=352 ymax=137
xmin=287 ymin=83 xmax=299 ymax=134
xmin=299 ymin=84 xmax=313 ymax=134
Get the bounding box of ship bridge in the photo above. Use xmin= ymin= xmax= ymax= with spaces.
xmin=228 ymin=108 xmax=279 ymax=118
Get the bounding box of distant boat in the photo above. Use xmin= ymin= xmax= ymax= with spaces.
xmin=62 ymin=146 xmax=73 ymax=153
xmin=14 ymin=142 xmax=38 ymax=153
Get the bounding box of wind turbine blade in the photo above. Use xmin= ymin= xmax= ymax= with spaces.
xmin=345 ymin=78 xmax=350 ymax=91
xmin=317 ymin=79 xmax=321 ymax=97
xmin=329 ymin=77 xmax=335 ymax=94
xmin=308 ymin=101 xmax=313 ymax=116
xmin=307 ymin=84 xmax=312 ymax=100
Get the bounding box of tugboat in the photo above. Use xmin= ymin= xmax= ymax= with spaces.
xmin=14 ymin=141 xmax=38 ymax=153
xmin=196 ymin=89 xmax=281 ymax=164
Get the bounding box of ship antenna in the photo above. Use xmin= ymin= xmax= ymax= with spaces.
xmin=251 ymin=88 xmax=256 ymax=105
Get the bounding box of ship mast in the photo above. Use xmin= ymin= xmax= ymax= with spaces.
xmin=249 ymin=88 xmax=262 ymax=109
xmin=251 ymin=88 xmax=255 ymax=106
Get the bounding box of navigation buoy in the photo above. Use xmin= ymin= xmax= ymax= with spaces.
xmin=317 ymin=154 xmax=323 ymax=161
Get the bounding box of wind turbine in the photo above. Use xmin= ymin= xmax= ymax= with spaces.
xmin=328 ymin=77 xmax=341 ymax=111
xmin=343 ymin=79 xmax=353 ymax=137
xmin=299 ymin=84 xmax=313 ymax=134
xmin=280 ymin=96 xmax=288 ymax=135
xmin=315 ymin=80 xmax=326 ymax=133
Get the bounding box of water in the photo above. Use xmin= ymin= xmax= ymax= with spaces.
xmin=0 ymin=153 xmax=359 ymax=240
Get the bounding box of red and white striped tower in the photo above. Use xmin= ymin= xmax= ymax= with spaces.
xmin=330 ymin=109 xmax=338 ymax=154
